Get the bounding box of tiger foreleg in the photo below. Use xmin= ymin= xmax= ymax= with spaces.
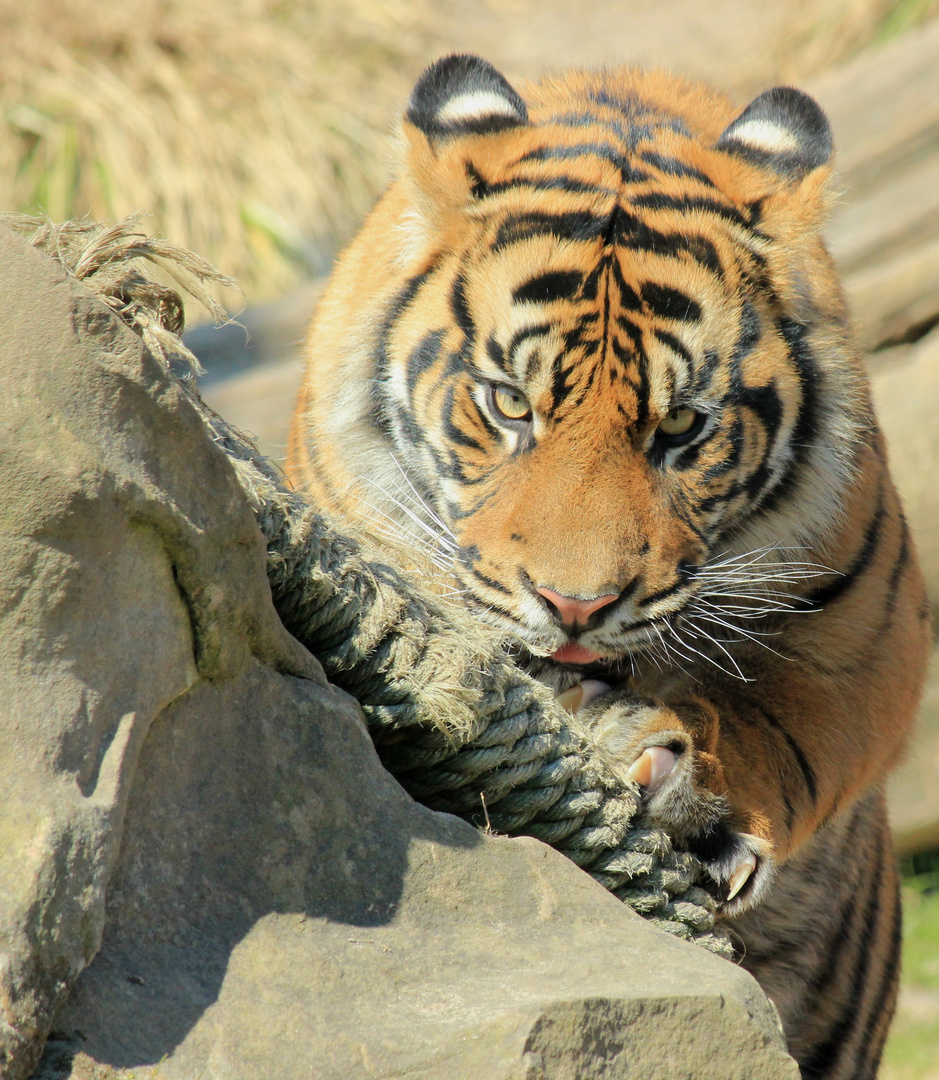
xmin=581 ymin=691 xmax=776 ymax=912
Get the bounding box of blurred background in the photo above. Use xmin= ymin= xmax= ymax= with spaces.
xmin=2 ymin=1 xmax=937 ymax=1075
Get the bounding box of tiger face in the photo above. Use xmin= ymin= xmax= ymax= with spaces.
xmin=290 ymin=56 xmax=868 ymax=682
xmin=353 ymin=58 xmax=867 ymax=676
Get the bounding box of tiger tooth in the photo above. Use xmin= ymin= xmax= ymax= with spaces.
xmin=556 ymin=684 xmax=584 ymax=713
xmin=726 ymin=854 xmax=758 ymax=901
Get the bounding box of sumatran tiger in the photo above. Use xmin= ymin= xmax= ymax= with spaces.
xmin=287 ymin=55 xmax=930 ymax=1079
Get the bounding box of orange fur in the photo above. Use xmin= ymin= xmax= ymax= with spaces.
xmin=288 ymin=59 xmax=930 ymax=1078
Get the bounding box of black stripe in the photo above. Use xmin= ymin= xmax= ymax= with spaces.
xmin=513 ymin=270 xmax=584 ymax=305
xmin=587 ymin=90 xmax=690 ymax=136
xmin=610 ymin=329 xmax=649 ymax=425
xmin=737 ymin=382 xmax=786 ymax=500
xmin=442 ymin=387 xmax=485 ymax=451
xmin=451 ymin=273 xmax=475 ymax=344
xmin=406 ymin=328 xmax=446 ymax=394
xmin=492 ymin=210 xmax=606 ymax=250
xmin=643 ymin=284 xmax=701 ymax=322
xmin=607 ymin=252 xmax=643 ymax=309
xmin=797 ymin=808 xmax=873 ymax=1002
xmin=731 ymin=301 xmax=761 ymax=364
xmin=753 ymin=704 xmax=818 ymax=805
xmin=473 ymin=171 xmax=615 ymax=198
xmin=640 ymin=152 xmax=717 ymax=188
xmin=884 ymin=515 xmax=911 ymax=617
xmin=610 ymin=208 xmax=723 ymax=275
xmin=800 ymin=828 xmax=887 ymax=1078
xmin=507 ymin=322 xmax=552 ymax=380
xmin=485 ymin=334 xmax=511 ymax=376
xmin=615 ymin=315 xmax=644 ymax=356
xmin=466 ymin=163 xmax=491 ymax=199
xmin=467 ymin=566 xmax=512 ymax=596
xmin=631 ymin=192 xmax=751 ymax=231
xmin=653 ymin=329 xmax=693 ymax=373
xmin=460 ymin=593 xmax=520 ymax=624
xmin=388 ymin=402 xmax=429 ymax=453
xmin=549 ymin=350 xmax=581 ymax=413
xmin=639 ymin=578 xmax=687 ymax=608
xmin=804 ymin=490 xmax=887 ymax=611
xmin=850 ymin=879 xmax=902 ymax=1075
xmin=517 ymin=142 xmax=650 ymax=184
xmin=751 ymin=317 xmax=821 ymax=513
xmin=693 ymin=349 xmax=723 ymax=395
xmin=371 ymin=266 xmax=437 ymax=434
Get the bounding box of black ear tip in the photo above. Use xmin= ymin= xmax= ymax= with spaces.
xmin=406 ymin=53 xmax=528 ymax=139
xmin=763 ymin=87 xmax=833 ymax=162
xmin=717 ymin=86 xmax=833 ymax=177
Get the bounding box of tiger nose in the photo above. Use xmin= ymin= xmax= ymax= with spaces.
xmin=536 ymin=587 xmax=620 ymax=629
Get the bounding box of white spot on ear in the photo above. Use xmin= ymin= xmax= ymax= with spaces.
xmin=728 ymin=119 xmax=800 ymax=156
xmin=436 ymin=90 xmax=520 ymax=126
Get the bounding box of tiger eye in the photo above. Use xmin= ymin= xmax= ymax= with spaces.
xmin=491 ymin=384 xmax=532 ymax=422
xmin=657 ymin=407 xmax=699 ymax=438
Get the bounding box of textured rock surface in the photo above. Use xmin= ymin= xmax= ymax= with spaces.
xmin=0 ymin=223 xmax=320 ymax=1078
xmin=0 ymin=226 xmax=798 ymax=1077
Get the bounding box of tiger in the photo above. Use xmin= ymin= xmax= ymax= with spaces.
xmin=286 ymin=54 xmax=931 ymax=1079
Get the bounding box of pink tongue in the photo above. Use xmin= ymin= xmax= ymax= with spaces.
xmin=551 ymin=642 xmax=604 ymax=664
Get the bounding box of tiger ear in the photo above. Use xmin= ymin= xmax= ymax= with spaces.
xmin=402 ymin=55 xmax=528 ymax=219
xmin=716 ymin=87 xmax=833 ymax=179
xmin=406 ymin=54 xmax=528 ymax=142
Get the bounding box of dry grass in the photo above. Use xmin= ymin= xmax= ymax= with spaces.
xmin=772 ymin=0 xmax=939 ymax=77
xmin=0 ymin=0 xmax=437 ymax=306
xmin=2 ymin=0 xmax=936 ymax=315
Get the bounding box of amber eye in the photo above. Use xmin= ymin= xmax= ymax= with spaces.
xmin=656 ymin=407 xmax=703 ymax=442
xmin=489 ymin=383 xmax=533 ymax=423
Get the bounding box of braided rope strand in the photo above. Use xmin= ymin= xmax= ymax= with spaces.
xmin=218 ymin=432 xmax=732 ymax=956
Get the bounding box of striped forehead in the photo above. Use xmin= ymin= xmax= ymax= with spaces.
xmin=459 ymin=99 xmax=752 ymax=385
xmin=467 ymin=213 xmax=732 ymax=425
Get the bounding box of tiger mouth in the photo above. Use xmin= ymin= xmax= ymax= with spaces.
xmin=550 ymin=642 xmax=606 ymax=665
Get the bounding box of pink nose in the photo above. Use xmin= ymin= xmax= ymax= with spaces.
xmin=536 ymin=587 xmax=619 ymax=628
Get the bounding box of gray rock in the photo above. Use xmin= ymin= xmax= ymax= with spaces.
xmin=0 ymin=224 xmax=797 ymax=1078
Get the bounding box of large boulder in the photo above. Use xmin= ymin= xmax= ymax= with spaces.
xmin=0 ymin=226 xmax=797 ymax=1078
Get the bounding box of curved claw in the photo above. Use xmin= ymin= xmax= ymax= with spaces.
xmin=726 ymin=853 xmax=758 ymax=901
xmin=556 ymin=679 xmax=610 ymax=713
xmin=627 ymin=746 xmax=677 ymax=790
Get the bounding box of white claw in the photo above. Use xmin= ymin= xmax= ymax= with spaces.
xmin=726 ymin=853 xmax=758 ymax=901
xmin=579 ymin=679 xmax=610 ymax=707
xmin=626 ymin=746 xmax=676 ymax=789
xmin=556 ymin=680 xmax=610 ymax=714
xmin=556 ymin=684 xmax=583 ymax=713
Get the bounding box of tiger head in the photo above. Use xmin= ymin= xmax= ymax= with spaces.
xmin=294 ymin=55 xmax=871 ymax=681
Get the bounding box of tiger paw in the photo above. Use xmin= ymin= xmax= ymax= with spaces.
xmin=580 ymin=692 xmax=775 ymax=913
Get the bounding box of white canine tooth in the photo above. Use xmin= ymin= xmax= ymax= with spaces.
xmin=726 ymin=854 xmax=758 ymax=901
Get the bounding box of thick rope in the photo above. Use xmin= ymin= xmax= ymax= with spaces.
xmin=8 ymin=214 xmax=734 ymax=957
